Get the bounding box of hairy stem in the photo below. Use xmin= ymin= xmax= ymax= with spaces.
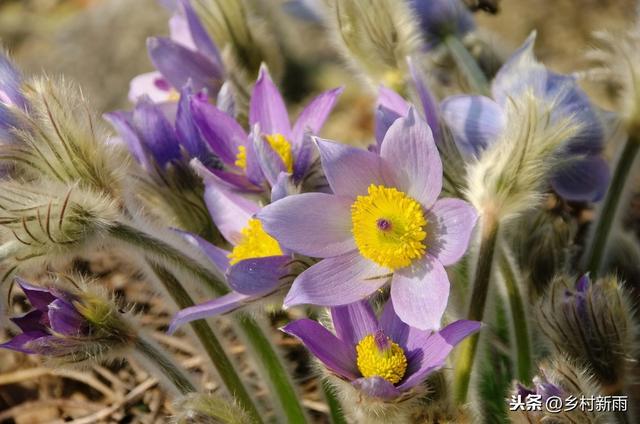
xmin=445 ymin=36 xmax=490 ymax=96
xmin=322 ymin=380 xmax=348 ymax=424
xmin=453 ymin=215 xmax=499 ymax=404
xmin=498 ymin=250 xmax=532 ymax=383
xmin=148 ymin=262 xmax=263 ymax=423
xmin=133 ymin=334 xmax=196 ymax=396
xmin=582 ymin=137 xmax=640 ymax=276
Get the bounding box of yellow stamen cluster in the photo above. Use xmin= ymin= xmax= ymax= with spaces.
xmin=351 ymin=184 xmax=427 ymax=269
xmin=228 ymin=219 xmax=283 ymax=265
xmin=356 ymin=333 xmax=408 ymax=385
xmin=233 ymin=134 xmax=294 ymax=173
xmin=265 ymin=133 xmax=294 ymax=173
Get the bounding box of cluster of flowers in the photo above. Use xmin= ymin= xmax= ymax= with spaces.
xmin=1 ymin=0 xmax=639 ymax=422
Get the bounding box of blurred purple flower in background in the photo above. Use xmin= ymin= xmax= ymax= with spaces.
xmin=283 ymin=299 xmax=480 ymax=400
xmin=0 ymin=54 xmax=26 ymax=143
xmin=407 ymin=0 xmax=475 ymax=49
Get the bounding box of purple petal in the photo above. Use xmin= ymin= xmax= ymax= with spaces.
xmin=258 ymin=193 xmax=355 ymax=258
xmin=10 ymin=310 xmax=47 ymax=333
xmin=104 ymin=111 xmax=152 ymax=170
xmin=426 ymin=198 xmax=477 ymax=266
xmin=330 ymin=300 xmax=378 ymax=346
xmin=226 ymin=256 xmax=291 ymax=296
xmin=380 ymin=108 xmax=442 ymax=208
xmin=293 ymin=131 xmax=314 ymax=181
xmin=169 ymin=12 xmax=195 ymax=48
xmin=179 ymin=0 xmax=224 ymax=68
xmin=0 ymin=331 xmax=50 ymax=354
xmin=17 ymin=279 xmax=56 ymax=312
xmin=0 ymin=53 xmax=25 ymax=108
xmin=190 ymin=95 xmax=247 ymax=165
xmin=128 ymin=72 xmax=174 ymax=103
xmin=550 ymin=155 xmax=610 ymax=202
xmin=132 ymin=99 xmax=182 ymax=166
xmin=284 ymin=251 xmax=390 ymax=308
xmin=147 ymin=37 xmax=222 ymax=94
xmin=398 ymin=320 xmax=481 ymax=390
xmin=379 ymin=300 xmax=414 ymax=350
xmin=282 ymin=319 xmax=359 ymax=379
xmin=352 ymin=377 xmax=401 ymax=400
xmin=216 ymin=81 xmax=236 ymax=117
xmin=168 ymin=292 xmax=251 ymax=334
xmin=408 ymin=57 xmax=441 ymax=144
xmin=174 ymin=229 xmax=230 ymax=274
xmin=440 ymin=95 xmax=505 ymax=157
xmin=271 ymin=172 xmax=298 ymax=202
xmin=375 ymin=87 xmax=409 ymax=147
xmin=250 ymin=65 xmax=292 ymax=139
xmin=315 ymin=138 xmax=398 ymax=197
xmin=491 ymin=32 xmax=537 ymax=105
xmin=176 ymin=86 xmax=209 ymax=161
xmin=48 ymin=299 xmax=85 ymax=336
xmin=292 ymin=87 xmax=343 ymax=145
xmin=390 ymin=255 xmax=450 ymax=330
xmin=200 ymin=172 xmax=260 ymax=244
xmin=254 ymin=133 xmax=287 ymax=186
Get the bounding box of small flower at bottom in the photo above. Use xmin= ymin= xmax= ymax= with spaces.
xmin=259 ymin=108 xmax=477 ymax=329
xmin=282 ymin=299 xmax=480 ymax=402
xmin=1 ymin=277 xmax=135 ymax=365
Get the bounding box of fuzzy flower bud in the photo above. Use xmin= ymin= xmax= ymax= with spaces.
xmin=1 ymin=277 xmax=135 ymax=365
xmin=325 ymin=0 xmax=423 ymax=89
xmin=537 ymin=274 xmax=638 ymax=392
xmin=172 ymin=393 xmax=252 ymax=424
xmin=510 ymin=355 xmax=612 ymax=423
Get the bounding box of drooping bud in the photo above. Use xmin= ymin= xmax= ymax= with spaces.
xmin=172 ymin=393 xmax=253 ymax=424
xmin=536 ymin=274 xmax=638 ymax=393
xmin=1 ymin=276 xmax=136 ymax=366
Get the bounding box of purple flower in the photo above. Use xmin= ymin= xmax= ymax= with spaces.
xmin=441 ymin=33 xmax=610 ymax=202
xmin=283 ymin=299 xmax=480 ymax=400
xmin=167 ymin=173 xmax=297 ymax=333
xmin=129 ymin=0 xmax=224 ymax=103
xmin=407 ymin=0 xmax=475 ymax=49
xmin=191 ymin=64 xmax=342 ymax=195
xmin=516 ymin=374 xmax=565 ymax=403
xmin=258 ymin=108 xmax=477 ymax=330
xmin=0 ymin=53 xmax=27 ymax=143
xmin=1 ymin=279 xmax=89 ymax=356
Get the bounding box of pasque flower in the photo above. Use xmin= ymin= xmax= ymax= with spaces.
xmin=283 ymin=299 xmax=480 ymax=400
xmin=191 ymin=64 xmax=342 ymax=196
xmin=407 ymin=0 xmax=475 ymax=50
xmin=259 ymin=108 xmax=477 ymax=329
xmin=129 ymin=0 xmax=224 ymax=103
xmin=441 ymin=33 xmax=609 ymax=202
xmin=0 ymin=53 xmax=27 ymax=144
xmin=1 ymin=278 xmax=134 ymax=363
xmin=167 ymin=166 xmax=300 ymax=333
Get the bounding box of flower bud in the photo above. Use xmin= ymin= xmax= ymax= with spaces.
xmin=537 ymin=274 xmax=638 ymax=392
xmin=1 ymin=276 xmax=135 ymax=366
xmin=172 ymin=393 xmax=252 ymax=424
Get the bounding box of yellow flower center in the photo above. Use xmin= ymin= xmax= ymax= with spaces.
xmin=233 ymin=134 xmax=294 ymax=173
xmin=351 ymin=184 xmax=427 ymax=270
xmin=228 ymin=218 xmax=283 ymax=265
xmin=356 ymin=331 xmax=408 ymax=385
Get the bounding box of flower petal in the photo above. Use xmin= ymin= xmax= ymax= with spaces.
xmin=352 ymin=377 xmax=401 ymax=400
xmin=330 ymin=300 xmax=378 ymax=346
xmin=168 ymin=292 xmax=251 ymax=334
xmin=0 ymin=53 xmax=25 ymax=108
xmin=380 ymin=108 xmax=442 ymax=208
xmin=282 ymin=319 xmax=359 ymax=379
xmin=440 ymin=95 xmax=505 ymax=157
xmin=250 ymin=65 xmax=292 ymax=139
xmin=258 ymin=193 xmax=355 ymax=258
xmin=226 ymin=256 xmax=291 ymax=296
xmin=176 ymin=86 xmax=210 ymax=162
xmin=174 ymin=229 xmax=230 ymax=274
xmin=128 ymin=72 xmax=173 ymax=103
xmin=551 ymin=155 xmax=610 ymax=202
xmin=270 ymin=172 xmax=298 ymax=203
xmin=398 ymin=320 xmax=481 ymax=390
xmin=48 ymin=299 xmax=85 ymax=336
xmin=315 ymin=138 xmax=398 ymax=197
xmin=254 ymin=133 xmax=287 ymax=186
xmin=375 ymin=86 xmax=409 ymax=147
xmin=284 ymin=251 xmax=390 ymax=308
xmin=131 ymin=99 xmax=182 ymax=166
xmin=391 ymin=256 xmax=450 ymax=330
xmin=179 ymin=0 xmax=224 ymax=68
xmin=10 ymin=310 xmax=47 ymax=333
xmin=292 ymin=87 xmax=343 ymax=145
xmin=0 ymin=331 xmax=49 ymax=354
xmin=190 ymin=95 xmax=247 ymax=166
xmin=409 ymin=57 xmax=441 ymax=144
xmin=426 ymin=198 xmax=477 ymax=266
xmin=17 ymin=279 xmax=55 ymax=313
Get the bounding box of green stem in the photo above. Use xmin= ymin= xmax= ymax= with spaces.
xmin=108 ymin=222 xmax=228 ymax=295
xmin=498 ymin=250 xmax=532 ymax=384
xmin=322 ymin=380 xmax=348 ymax=424
xmin=133 ymin=335 xmax=196 ymax=395
xmin=236 ymin=314 xmax=309 ymax=423
xmin=148 ymin=262 xmax=263 ymax=424
xmin=582 ymin=137 xmax=640 ymax=276
xmin=444 ymin=36 xmax=490 ymax=96
xmin=453 ymin=216 xmax=499 ymax=404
